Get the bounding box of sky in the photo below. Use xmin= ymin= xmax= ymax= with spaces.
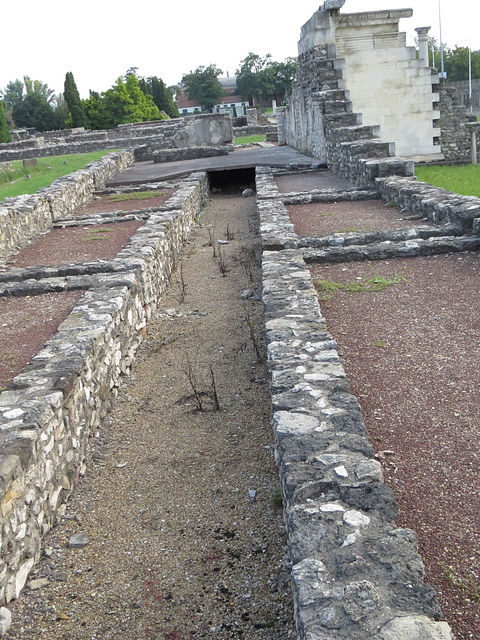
xmin=1 ymin=0 xmax=479 ymax=100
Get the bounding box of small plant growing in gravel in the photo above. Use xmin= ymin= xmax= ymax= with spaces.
xmin=182 ymin=357 xmax=221 ymax=412
xmin=270 ymin=488 xmax=283 ymax=510
xmin=373 ymin=339 xmax=386 ymax=348
xmin=442 ymin=564 xmax=480 ymax=603
xmin=217 ymin=245 xmax=228 ymax=276
xmin=244 ymin=304 xmax=264 ymax=362
xmin=315 ymin=270 xmax=407 ymax=299
xmin=178 ymin=262 xmax=187 ymax=303
xmin=225 ymin=224 xmax=235 ymax=240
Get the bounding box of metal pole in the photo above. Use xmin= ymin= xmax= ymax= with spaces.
xmin=469 ymin=45 xmax=473 ymax=113
xmin=439 ymin=0 xmax=446 ymax=78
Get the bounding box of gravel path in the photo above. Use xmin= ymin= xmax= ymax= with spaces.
xmin=8 ymin=194 xmax=295 ymax=640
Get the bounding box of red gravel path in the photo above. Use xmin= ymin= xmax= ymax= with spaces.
xmin=287 ymin=200 xmax=419 ymax=235
xmin=0 ymin=292 xmax=83 ymax=389
xmin=9 ymin=221 xmax=143 ymax=268
xmin=75 ymin=191 xmax=175 ymax=216
xmin=311 ymin=254 xmax=480 ymax=640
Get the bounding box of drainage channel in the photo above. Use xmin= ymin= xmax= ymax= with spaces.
xmin=7 ymin=188 xmax=296 ymax=640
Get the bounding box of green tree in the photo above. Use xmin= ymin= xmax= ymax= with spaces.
xmin=444 ymin=46 xmax=480 ymax=82
xmin=83 ymin=91 xmax=107 ymax=130
xmin=181 ymin=64 xmax=224 ymax=111
xmin=141 ymin=76 xmax=179 ymax=118
xmin=23 ymin=76 xmax=55 ymax=104
xmin=11 ymin=93 xmax=60 ymax=131
xmin=1 ymin=79 xmax=24 ymax=109
xmin=64 ymin=72 xmax=90 ymax=128
xmin=269 ymin=58 xmax=297 ymax=103
xmin=236 ymin=53 xmax=296 ymax=105
xmin=0 ymin=102 xmax=11 ymax=143
xmin=83 ymin=75 xmax=165 ymax=130
xmin=236 ymin=53 xmax=271 ymax=105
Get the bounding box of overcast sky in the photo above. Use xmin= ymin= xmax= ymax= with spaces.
xmin=1 ymin=0 xmax=478 ymax=99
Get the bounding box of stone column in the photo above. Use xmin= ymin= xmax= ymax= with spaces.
xmin=466 ymin=122 xmax=480 ymax=165
xmin=246 ymin=108 xmax=258 ymax=126
xmin=276 ymin=107 xmax=286 ymax=146
xmin=415 ymin=27 xmax=431 ymax=65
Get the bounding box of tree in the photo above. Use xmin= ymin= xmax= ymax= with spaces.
xmin=236 ymin=53 xmax=296 ymax=105
xmin=11 ymin=92 xmax=60 ymax=131
xmin=1 ymin=79 xmax=24 ymax=109
xmin=236 ymin=53 xmax=271 ymax=105
xmin=269 ymin=58 xmax=297 ymax=103
xmin=64 ymin=72 xmax=90 ymax=128
xmin=444 ymin=46 xmax=480 ymax=82
xmin=181 ymin=64 xmax=225 ymax=111
xmin=140 ymin=76 xmax=179 ymax=118
xmin=0 ymin=102 xmax=11 ymax=143
xmin=83 ymin=74 xmax=165 ymax=130
xmin=23 ymin=76 xmax=55 ymax=104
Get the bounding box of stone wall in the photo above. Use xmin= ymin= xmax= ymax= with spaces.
xmin=0 ymin=151 xmax=135 ymax=261
xmin=233 ymin=125 xmax=277 ymax=138
xmin=0 ymin=114 xmax=234 ymax=163
xmin=449 ymin=78 xmax=480 ymax=112
xmin=288 ymin=1 xmax=442 ymax=161
xmin=256 ymin=166 xmax=454 ymax=640
xmin=437 ymin=81 xmax=479 ymax=163
xmin=0 ymin=170 xmax=209 ymax=604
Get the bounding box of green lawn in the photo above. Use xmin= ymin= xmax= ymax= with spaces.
xmin=0 ymin=150 xmax=118 ymax=202
xmin=414 ymin=164 xmax=480 ymax=198
xmin=235 ymin=134 xmax=267 ymax=145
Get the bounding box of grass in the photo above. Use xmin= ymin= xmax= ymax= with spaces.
xmin=270 ymin=489 xmax=283 ymax=509
xmin=414 ymin=164 xmax=480 ymax=198
xmin=0 ymin=150 xmax=118 ymax=202
xmin=315 ymin=269 xmax=407 ymax=300
xmin=235 ymin=134 xmax=266 ymax=145
xmin=442 ymin=564 xmax=480 ymax=603
xmin=107 ymin=190 xmax=166 ymax=202
xmin=333 ymin=227 xmax=360 ymax=233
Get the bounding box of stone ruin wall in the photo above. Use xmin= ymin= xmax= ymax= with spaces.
xmin=0 ymin=114 xmax=234 ymax=164
xmin=256 ymin=168 xmax=460 ymax=639
xmin=437 ymin=81 xmax=479 ymax=163
xmin=279 ymin=1 xmax=478 ymax=171
xmin=0 ymin=154 xmax=209 ymax=605
xmin=0 ymin=151 xmax=134 ymax=260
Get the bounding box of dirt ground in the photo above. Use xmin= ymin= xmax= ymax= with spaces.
xmin=7 ymin=195 xmax=296 ymax=640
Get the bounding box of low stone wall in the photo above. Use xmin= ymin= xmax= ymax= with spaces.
xmin=153 ymin=145 xmax=229 ymax=163
xmin=0 ymin=114 xmax=234 ymax=163
xmin=233 ymin=125 xmax=277 ymax=138
xmin=376 ymin=175 xmax=480 ymax=234
xmin=257 ymin=167 xmax=454 ymax=640
xmin=0 ymin=151 xmax=135 ymax=261
xmin=0 ymin=171 xmax=209 ymax=605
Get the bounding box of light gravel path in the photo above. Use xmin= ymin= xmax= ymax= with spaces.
xmin=8 ymin=194 xmax=296 ymax=640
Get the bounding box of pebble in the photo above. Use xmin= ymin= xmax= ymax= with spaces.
xmin=28 ymin=578 xmax=49 ymax=591
xmin=0 ymin=608 xmax=11 ymax=637
xmin=68 ymin=533 xmax=89 ymax=548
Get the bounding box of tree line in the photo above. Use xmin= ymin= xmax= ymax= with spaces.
xmin=2 ymin=42 xmax=477 ymax=143
xmin=0 ymin=70 xmax=179 ymax=142
xmin=0 ymin=51 xmax=297 ymax=142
